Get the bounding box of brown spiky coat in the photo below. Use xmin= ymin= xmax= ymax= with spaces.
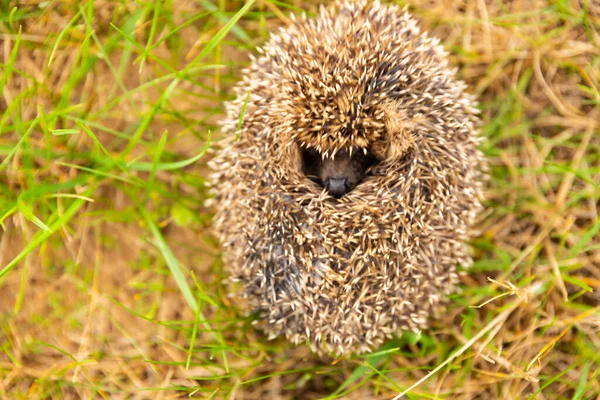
xmin=210 ymin=0 xmax=484 ymax=356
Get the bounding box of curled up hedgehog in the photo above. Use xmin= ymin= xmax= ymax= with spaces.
xmin=209 ymin=0 xmax=485 ymax=356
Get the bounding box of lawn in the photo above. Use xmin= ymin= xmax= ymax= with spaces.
xmin=0 ymin=0 xmax=599 ymax=398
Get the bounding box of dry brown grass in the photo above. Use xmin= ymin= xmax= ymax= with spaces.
xmin=0 ymin=0 xmax=599 ymax=399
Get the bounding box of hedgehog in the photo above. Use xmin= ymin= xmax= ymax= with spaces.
xmin=209 ymin=0 xmax=485 ymax=356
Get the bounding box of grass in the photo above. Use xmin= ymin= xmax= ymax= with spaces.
xmin=0 ymin=0 xmax=599 ymax=398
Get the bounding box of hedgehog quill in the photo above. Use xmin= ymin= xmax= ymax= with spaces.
xmin=209 ymin=0 xmax=485 ymax=356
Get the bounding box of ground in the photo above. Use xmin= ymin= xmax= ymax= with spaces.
xmin=0 ymin=0 xmax=599 ymax=399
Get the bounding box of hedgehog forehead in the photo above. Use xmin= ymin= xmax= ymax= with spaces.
xmin=283 ymin=57 xmax=388 ymax=152
xmin=271 ymin=4 xmax=406 ymax=152
xmin=290 ymin=102 xmax=387 ymax=154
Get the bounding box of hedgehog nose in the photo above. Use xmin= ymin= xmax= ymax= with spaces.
xmin=326 ymin=178 xmax=348 ymax=198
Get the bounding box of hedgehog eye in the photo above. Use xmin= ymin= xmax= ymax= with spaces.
xmin=300 ymin=147 xmax=321 ymax=182
xmin=300 ymin=146 xmax=381 ymax=198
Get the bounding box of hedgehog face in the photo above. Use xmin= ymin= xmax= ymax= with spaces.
xmin=301 ymin=147 xmax=380 ymax=198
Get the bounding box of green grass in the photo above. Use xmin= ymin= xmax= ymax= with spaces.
xmin=1 ymin=0 xmax=599 ymax=398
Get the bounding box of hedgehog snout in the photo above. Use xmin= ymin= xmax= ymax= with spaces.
xmin=301 ymin=147 xmax=380 ymax=199
xmin=325 ymin=177 xmax=350 ymax=199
